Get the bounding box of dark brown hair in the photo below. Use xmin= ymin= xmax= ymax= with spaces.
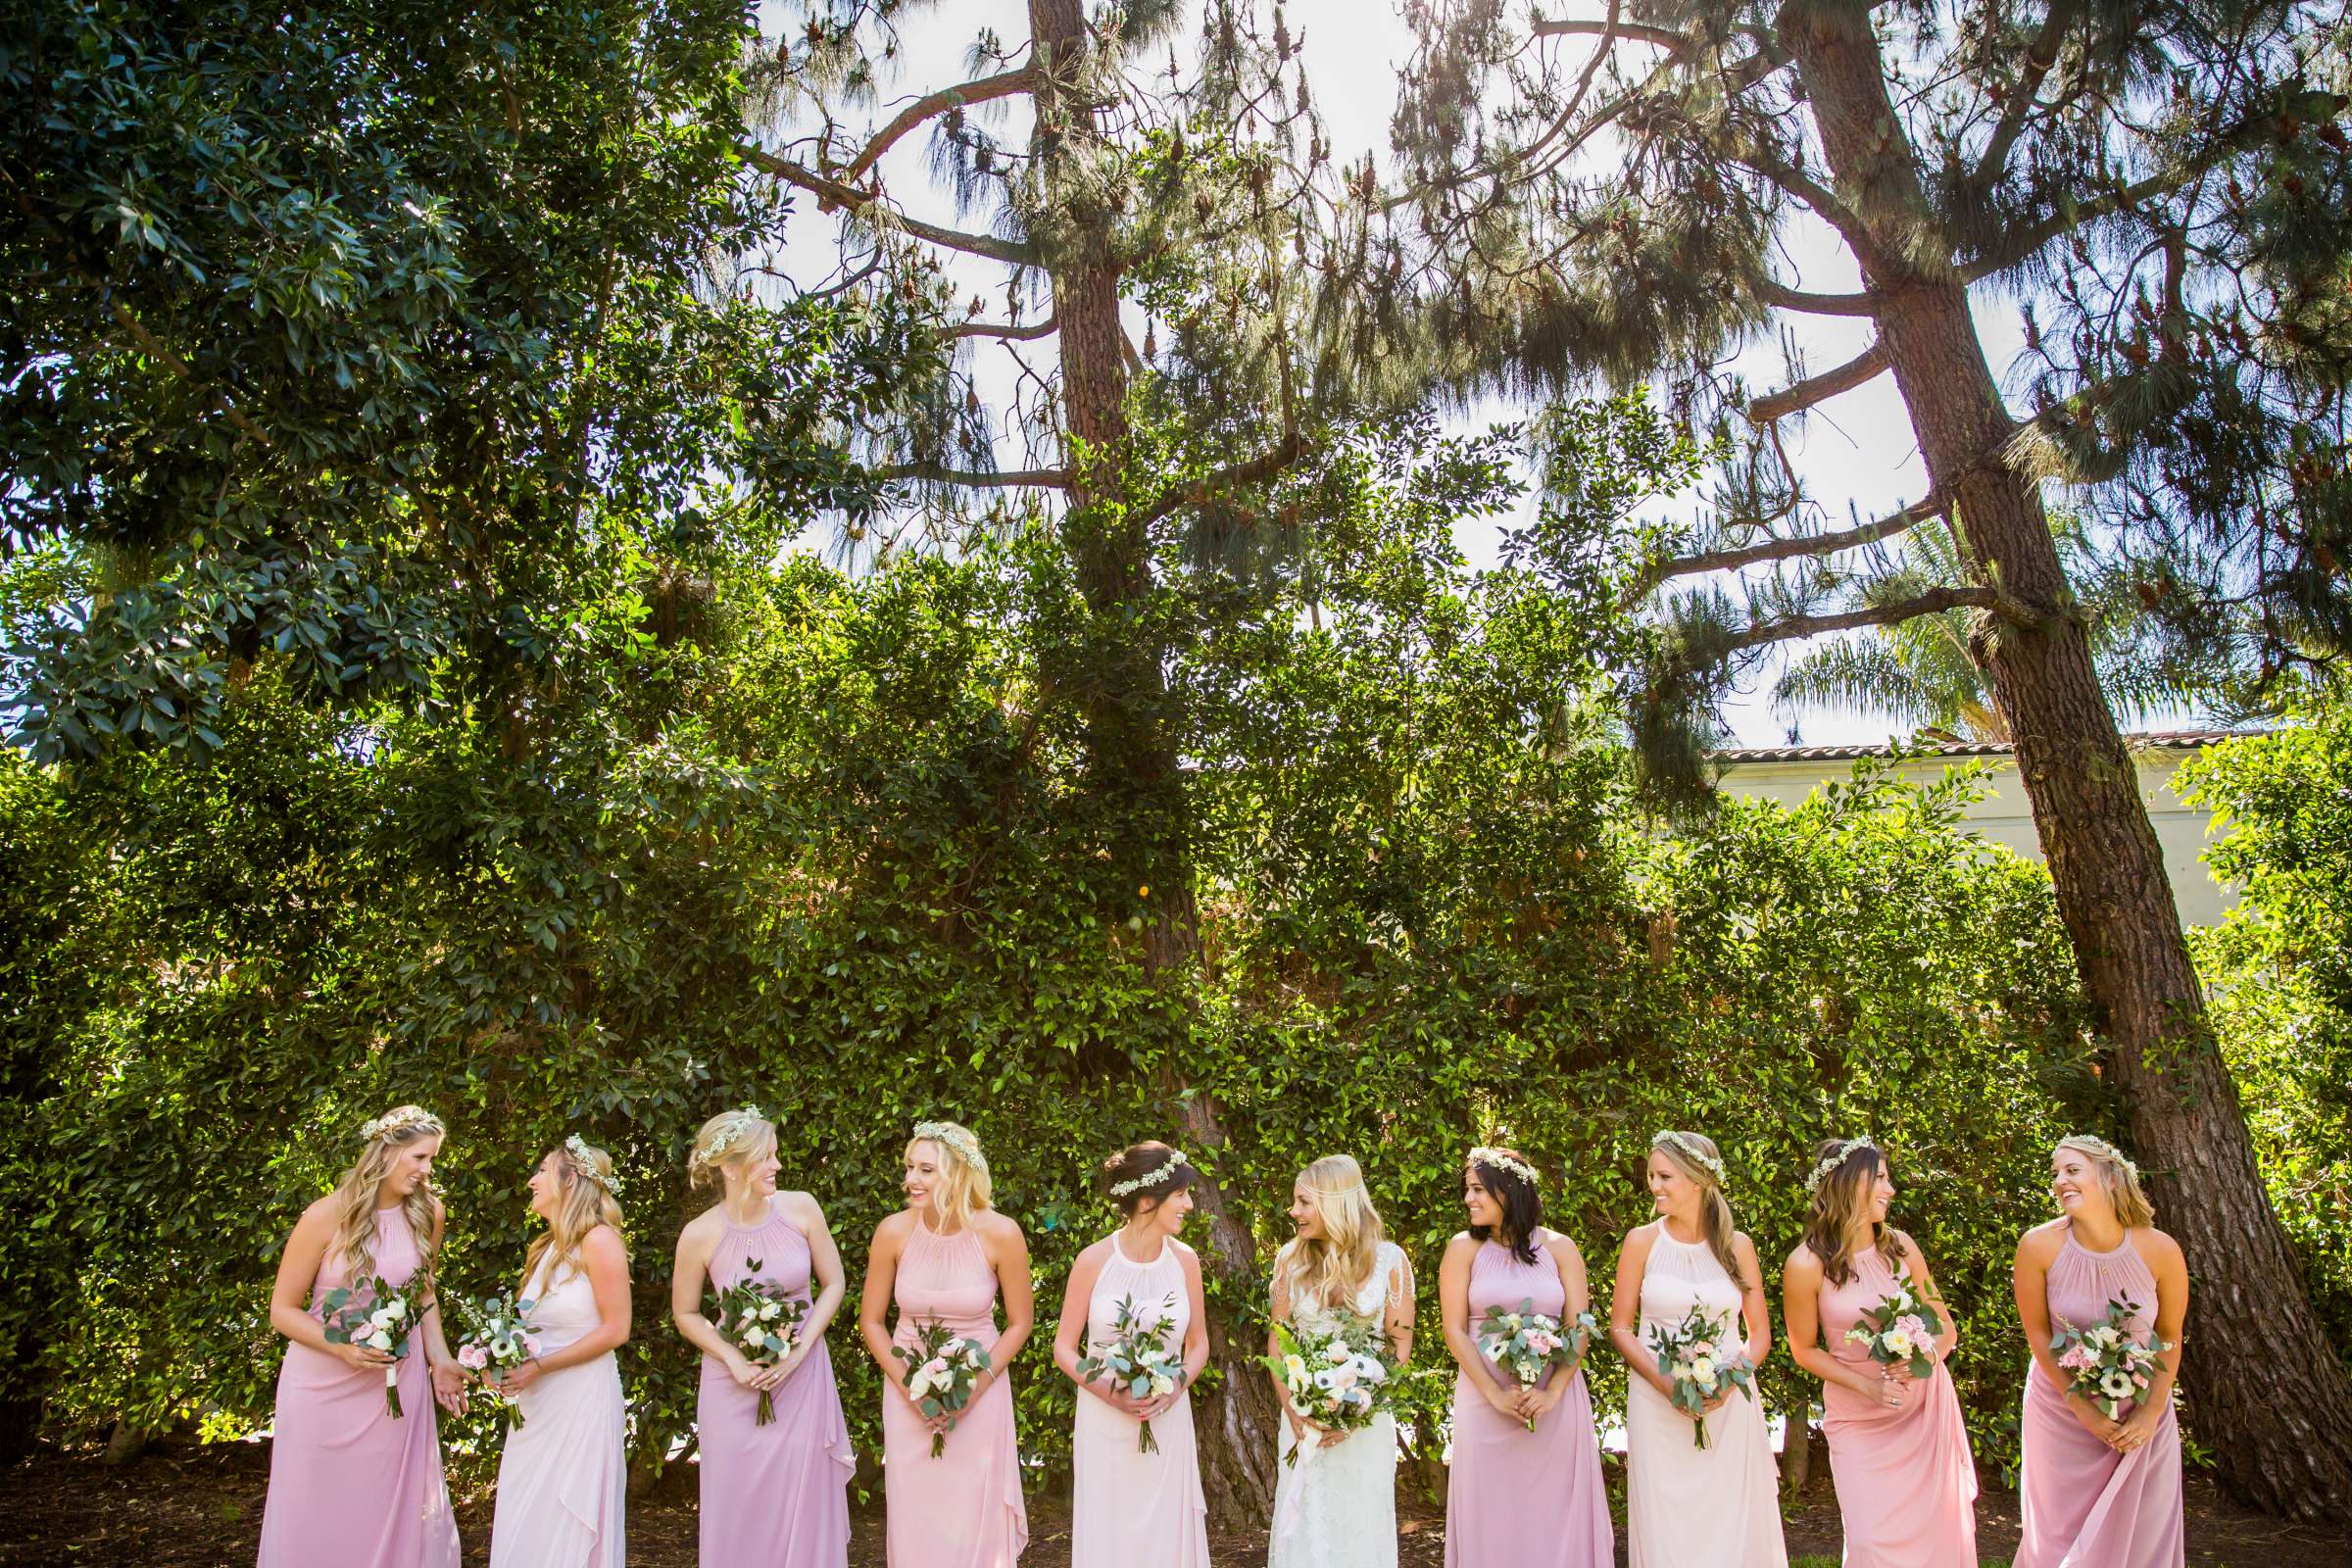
xmin=1100 ymin=1141 xmax=1198 ymax=1218
xmin=1800 ymin=1139 xmax=1900 ymax=1287
xmin=1465 ymin=1148 xmax=1544 ymax=1265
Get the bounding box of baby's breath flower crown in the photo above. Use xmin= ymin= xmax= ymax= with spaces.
xmin=913 ymin=1120 xmax=988 ymax=1173
xmin=358 ymin=1105 xmax=442 ymax=1143
xmin=705 ymin=1105 xmax=768 ymax=1162
xmin=1467 ymin=1146 xmax=1540 ymax=1189
xmin=1650 ymin=1130 xmax=1728 ymax=1185
xmin=564 ymin=1134 xmax=622 ymax=1199
xmin=1804 ymin=1136 xmax=1878 ymax=1196
xmin=1108 ymin=1149 xmax=1190 ymax=1198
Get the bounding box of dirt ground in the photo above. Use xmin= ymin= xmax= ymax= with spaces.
xmin=0 ymin=1438 xmax=2343 ymax=1567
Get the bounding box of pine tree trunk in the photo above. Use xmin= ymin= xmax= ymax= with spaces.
xmin=1178 ymin=1091 xmax=1281 ymax=1527
xmin=1785 ymin=0 xmax=2352 ymax=1521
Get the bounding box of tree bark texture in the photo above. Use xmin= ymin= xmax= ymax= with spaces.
xmin=1782 ymin=0 xmax=2352 ymax=1520
xmin=1178 ymin=1090 xmax=1281 ymax=1527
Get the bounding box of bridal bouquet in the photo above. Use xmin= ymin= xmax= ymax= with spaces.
xmin=896 ymin=1319 xmax=992 ymax=1457
xmin=1076 ymin=1291 xmax=1188 ymax=1454
xmin=713 ymin=1264 xmax=808 ymax=1426
xmin=2052 ymin=1297 xmax=2172 ymax=1420
xmin=1645 ymin=1303 xmax=1756 ymax=1449
xmin=1843 ymin=1276 xmax=1947 ymax=1382
xmin=451 ymin=1288 xmax=545 ymax=1428
xmin=1475 ymin=1299 xmax=1597 ymax=1431
xmin=1261 ymin=1317 xmax=1396 ymax=1466
xmin=319 ymin=1276 xmax=423 ymax=1418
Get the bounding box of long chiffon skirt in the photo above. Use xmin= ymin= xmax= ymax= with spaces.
xmin=1624 ymin=1376 xmax=1788 ymax=1568
xmin=1445 ymin=1370 xmax=1613 ymax=1568
xmin=1822 ymin=1364 xmax=1979 ymax=1567
xmin=488 ymin=1353 xmax=626 ymax=1568
xmin=258 ymin=1341 xmax=460 ymax=1568
xmin=699 ymin=1345 xmax=854 ymax=1567
xmin=2016 ymin=1375 xmax=2184 ymax=1568
xmin=1069 ymin=1390 xmax=1210 ymax=1567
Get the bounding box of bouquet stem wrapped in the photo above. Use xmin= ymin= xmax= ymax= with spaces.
xmin=320 ymin=1276 xmax=423 ymax=1419
xmin=1076 ymin=1292 xmax=1188 ymax=1454
xmin=1645 ymin=1303 xmax=1756 ymax=1450
xmin=895 ymin=1318 xmax=991 ymax=1457
xmin=1475 ymin=1299 xmax=1596 ymax=1431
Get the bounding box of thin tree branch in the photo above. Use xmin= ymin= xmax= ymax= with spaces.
xmin=109 ymin=300 xmax=272 ymax=447
xmin=740 ymin=145 xmax=1041 ymax=266
xmin=1754 ymin=278 xmax=1877 ymax=317
xmin=952 ymin=315 xmax=1057 ymax=341
xmin=1532 ymin=17 xmax=1694 ymax=52
xmin=1640 ymin=494 xmax=1945 ymax=590
xmin=841 ymin=66 xmax=1039 ymax=186
xmin=874 ymin=461 xmax=1071 ymax=489
xmin=1131 ymin=431 xmax=1306 ymax=530
xmin=1748 ymin=340 xmax=1889 ymax=422
xmin=1972 ymin=0 xmax=2079 ymax=191
xmin=1713 ymin=584 xmax=2004 ymax=654
xmin=1740 ymin=147 xmax=1875 ymax=249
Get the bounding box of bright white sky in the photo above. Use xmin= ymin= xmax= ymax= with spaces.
xmin=765 ymin=0 xmax=2058 ymax=748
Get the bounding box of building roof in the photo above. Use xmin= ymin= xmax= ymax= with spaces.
xmin=1709 ymin=728 xmax=2256 ymax=765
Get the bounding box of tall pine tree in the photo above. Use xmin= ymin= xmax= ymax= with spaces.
xmin=1380 ymin=0 xmax=2352 ymax=1517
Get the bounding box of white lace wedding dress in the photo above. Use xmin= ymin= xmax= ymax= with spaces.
xmin=1269 ymin=1239 xmax=1408 ymax=1568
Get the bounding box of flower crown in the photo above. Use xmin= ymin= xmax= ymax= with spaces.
xmin=1468 ymin=1146 xmax=1540 ymax=1189
xmin=564 ymin=1134 xmax=621 ymax=1199
xmin=2061 ymin=1134 xmax=2139 ymax=1180
xmin=1650 ymin=1130 xmax=1727 ymax=1184
xmin=705 ymin=1105 xmax=769 ymax=1162
xmin=359 ymin=1105 xmax=442 ymax=1143
xmin=1108 ymin=1149 xmax=1189 ymax=1198
xmin=1804 ymin=1135 xmax=1878 ymax=1196
xmin=913 ymin=1120 xmax=987 ymax=1173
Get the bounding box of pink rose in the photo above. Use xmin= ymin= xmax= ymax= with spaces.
xmin=523 ymin=1334 xmax=544 ymax=1357
xmin=1690 ymin=1342 xmax=1718 ymax=1361
xmin=1895 ymin=1315 xmax=1934 ymax=1347
xmin=457 ymin=1344 xmax=490 ymax=1370
xmin=920 ymin=1357 xmax=951 ymax=1381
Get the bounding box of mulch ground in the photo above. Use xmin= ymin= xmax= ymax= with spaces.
xmin=0 ymin=1437 xmax=2342 ymax=1567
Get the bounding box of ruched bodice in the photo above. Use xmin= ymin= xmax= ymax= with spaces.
xmin=893 ymin=1220 xmax=1000 ymax=1343
xmin=710 ymin=1199 xmax=814 ymax=1307
xmin=2046 ymin=1228 xmax=2159 ymax=1343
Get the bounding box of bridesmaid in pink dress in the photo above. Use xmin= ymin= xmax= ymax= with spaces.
xmin=1440 ymin=1145 xmax=1611 ymax=1568
xmin=670 ymin=1106 xmax=853 ymax=1568
xmin=1052 ymin=1141 xmax=1211 ymax=1568
xmin=859 ymin=1119 xmax=1032 ymax=1568
xmin=2012 ymin=1135 xmax=2188 ymax=1568
xmin=258 ymin=1105 xmax=466 ymax=1568
xmin=1783 ymin=1137 xmax=1977 ymax=1567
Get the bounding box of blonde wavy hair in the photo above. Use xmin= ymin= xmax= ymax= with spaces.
xmin=689 ymin=1106 xmax=777 ymax=1192
xmin=328 ymin=1105 xmax=444 ymax=1292
xmin=1650 ymin=1130 xmax=1742 ymax=1282
xmin=906 ymin=1121 xmax=993 ymax=1231
xmin=523 ymin=1138 xmax=626 ymax=1291
xmin=1278 ymin=1154 xmax=1387 ymax=1311
xmin=2055 ymin=1134 xmax=2156 ymax=1228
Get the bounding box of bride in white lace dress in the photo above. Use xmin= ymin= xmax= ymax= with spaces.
xmin=1267 ymin=1154 xmax=1415 ymax=1568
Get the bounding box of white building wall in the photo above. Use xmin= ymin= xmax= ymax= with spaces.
xmin=1712 ymin=746 xmax=2237 ymax=928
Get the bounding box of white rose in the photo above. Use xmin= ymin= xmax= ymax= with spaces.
xmin=1324 ymin=1343 xmax=1351 ymax=1365
xmin=1689 ymin=1354 xmax=1717 ymax=1383
xmin=1151 ymin=1374 xmax=1176 ymax=1396
xmin=380 ymin=1300 xmax=407 ymax=1322
xmin=760 ymin=1302 xmax=780 ymax=1321
xmin=1883 ymin=1328 xmax=1915 ymax=1358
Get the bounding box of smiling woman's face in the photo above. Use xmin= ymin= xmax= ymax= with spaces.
xmin=383 ymin=1136 xmax=440 ymax=1200
xmin=904 ymin=1141 xmax=944 ymax=1211
xmin=526 ymin=1150 xmax=565 ymax=1219
xmin=2050 ymin=1148 xmax=2103 ymax=1220
xmin=1288 ymin=1181 xmax=1325 ymax=1241
xmin=1462 ymin=1169 xmax=1500 ymax=1229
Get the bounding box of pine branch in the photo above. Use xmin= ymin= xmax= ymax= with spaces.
xmin=841 ymin=67 xmax=1040 ymax=186
xmin=1740 ymin=147 xmax=1874 ymax=249
xmin=1971 ymin=0 xmax=2079 ymax=190
xmin=1132 ymin=430 xmax=1307 ymax=530
xmin=952 ymin=316 xmax=1058 ymax=341
xmin=874 ymin=462 xmax=1071 ymax=489
xmin=1639 ymin=494 xmax=1945 ymax=591
xmin=1748 ymin=340 xmax=1889 ymax=422
xmin=1531 ymin=17 xmax=1694 ymax=53
xmin=1754 ymin=279 xmax=1876 ymax=317
xmin=740 ymin=145 xmax=1040 ymax=266
xmin=1712 ymin=584 xmax=2005 ymax=655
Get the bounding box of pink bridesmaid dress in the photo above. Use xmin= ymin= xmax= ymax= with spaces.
xmin=701 ymin=1198 xmax=854 ymax=1567
xmin=2016 ymin=1226 xmax=2184 ymax=1568
xmin=883 ymin=1219 xmax=1027 ymax=1568
xmin=1445 ymin=1241 xmax=1612 ymax=1568
xmin=258 ymin=1203 xmax=461 ymax=1568
xmin=1068 ymin=1232 xmax=1209 ymax=1567
xmin=1815 ymin=1249 xmax=1978 ymax=1566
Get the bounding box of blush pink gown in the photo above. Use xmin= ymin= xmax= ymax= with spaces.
xmin=258 ymin=1203 xmax=461 ymax=1568
xmin=883 ymin=1218 xmax=1027 ymax=1568
xmin=1815 ymin=1249 xmax=1978 ymax=1566
xmin=1444 ymin=1240 xmax=1612 ymax=1568
xmin=700 ymin=1199 xmax=853 ymax=1567
xmin=2016 ymin=1226 xmax=2184 ymax=1568
xmin=1068 ymin=1233 xmax=1208 ymax=1567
